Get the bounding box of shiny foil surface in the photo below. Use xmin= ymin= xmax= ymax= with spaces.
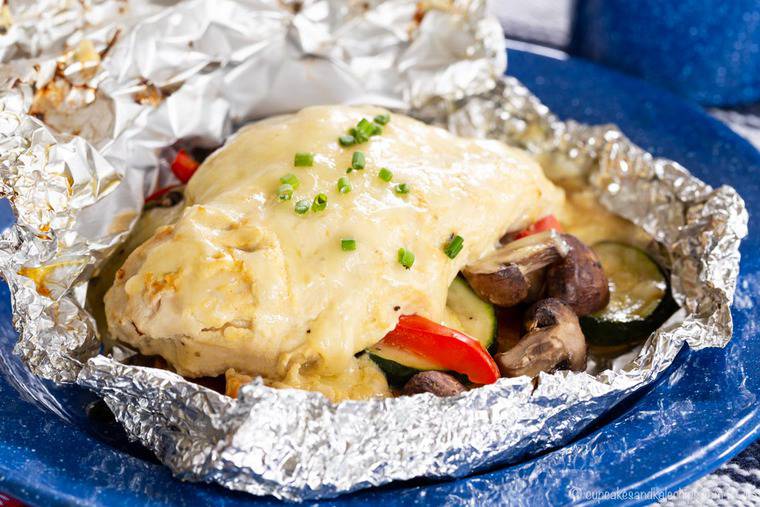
xmin=0 ymin=0 xmax=748 ymax=501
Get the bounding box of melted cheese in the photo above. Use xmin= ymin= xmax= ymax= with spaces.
xmin=104 ymin=105 xmax=562 ymax=402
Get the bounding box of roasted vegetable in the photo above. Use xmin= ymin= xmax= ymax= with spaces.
xmin=170 ymin=149 xmax=200 ymax=183
xmin=369 ymin=346 xmax=442 ymax=386
xmin=402 ymin=371 xmax=466 ymax=397
xmin=370 ymin=277 xmax=497 ymax=384
xmin=464 ymin=227 xmax=608 ymax=316
xmin=515 ymin=214 xmax=563 ymax=240
xmin=445 ymin=277 xmax=497 ymax=351
xmin=464 ymin=230 xmax=570 ymax=307
xmin=144 ymin=185 xmax=184 ymax=209
xmin=546 ymin=234 xmax=610 ymax=316
xmin=580 ymin=242 xmax=678 ymax=347
xmin=370 ymin=315 xmax=499 ymax=385
xmin=495 ymin=298 xmax=586 ymax=378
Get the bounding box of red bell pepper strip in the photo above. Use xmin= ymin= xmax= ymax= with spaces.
xmin=378 ymin=314 xmax=500 ymax=384
xmin=145 ymin=184 xmax=182 ymax=204
xmin=170 ymin=149 xmax=200 ymax=183
xmin=515 ymin=214 xmax=563 ymax=240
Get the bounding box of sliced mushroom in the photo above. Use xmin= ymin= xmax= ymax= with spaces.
xmin=524 ymin=269 xmax=547 ymax=302
xmin=495 ymin=298 xmax=586 ymax=378
xmin=464 ymin=264 xmax=529 ymax=307
xmin=463 ymin=231 xmax=571 ymax=307
xmin=402 ymin=371 xmax=466 ymax=397
xmin=546 ymin=234 xmax=609 ymax=316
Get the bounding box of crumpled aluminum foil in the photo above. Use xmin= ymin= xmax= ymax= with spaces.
xmin=0 ymin=0 xmax=748 ymax=501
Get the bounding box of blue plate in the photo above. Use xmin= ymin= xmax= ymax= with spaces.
xmin=1 ymin=50 xmax=759 ymax=506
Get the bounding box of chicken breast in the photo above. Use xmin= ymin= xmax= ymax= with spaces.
xmin=104 ymin=105 xmax=563 ymax=401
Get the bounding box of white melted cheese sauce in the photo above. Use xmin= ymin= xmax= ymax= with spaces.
xmin=104 ymin=105 xmax=563 ymax=402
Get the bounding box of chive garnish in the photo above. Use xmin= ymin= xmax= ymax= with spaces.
xmin=356 ymin=119 xmax=375 ymax=139
xmin=350 ymin=127 xmax=368 ymax=144
xmin=397 ymin=248 xmax=415 ymax=269
xmin=444 ymin=234 xmax=464 ymax=259
xmin=351 ymin=151 xmax=365 ymax=170
xmin=341 ymin=239 xmax=357 ymax=251
xmin=337 ymin=176 xmax=352 ymax=194
xmin=378 ymin=167 xmax=393 ymax=182
xmin=394 ymin=183 xmax=410 ymax=194
xmin=280 ymin=173 xmax=300 ymax=189
xmin=277 ymin=183 xmax=293 ymax=201
xmin=339 ymin=135 xmax=356 ymax=147
xmin=294 ymin=152 xmax=314 ymax=167
xmin=343 ymin=116 xmax=387 ymax=146
xmin=294 ymin=199 xmax=310 ymax=214
xmin=312 ymin=193 xmax=328 ymax=212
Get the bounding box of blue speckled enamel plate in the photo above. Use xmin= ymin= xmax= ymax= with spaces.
xmin=0 ymin=50 xmax=759 ymax=506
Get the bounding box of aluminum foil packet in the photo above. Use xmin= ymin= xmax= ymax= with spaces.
xmin=0 ymin=0 xmax=748 ymax=501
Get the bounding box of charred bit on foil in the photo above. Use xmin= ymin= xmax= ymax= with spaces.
xmin=30 ymin=30 xmax=120 ymax=122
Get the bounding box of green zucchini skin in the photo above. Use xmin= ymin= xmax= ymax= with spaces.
xmin=446 ymin=276 xmax=498 ymax=353
xmin=580 ymin=290 xmax=678 ymax=346
xmin=369 ymin=277 xmax=497 ymax=386
xmin=367 ymin=354 xmax=421 ymax=386
xmin=580 ymin=242 xmax=678 ymax=347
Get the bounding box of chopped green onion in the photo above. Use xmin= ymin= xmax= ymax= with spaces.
xmin=394 ymin=182 xmax=410 ymax=194
xmin=443 ymin=234 xmax=464 ymax=259
xmin=359 ymin=118 xmax=382 ymax=137
xmin=378 ymin=167 xmax=393 ymax=182
xmin=346 ymin=167 xmax=353 ymax=174
xmin=280 ymin=173 xmax=300 ymax=189
xmin=294 ymin=199 xmax=310 ymax=214
xmin=339 ymin=135 xmax=356 ymax=147
xmin=341 ymin=238 xmax=357 ymax=251
xmin=350 ymin=127 xmax=368 ymax=144
xmin=397 ymin=248 xmax=415 ymax=269
xmin=373 ymin=114 xmax=390 ymax=125
xmin=337 ymin=176 xmax=352 ymax=194
xmin=277 ymin=183 xmax=294 ymax=201
xmin=356 ymin=118 xmax=374 ymax=137
xmin=344 ymin=117 xmax=386 ymax=146
xmin=351 ymin=151 xmax=365 ymax=170
xmin=294 ymin=152 xmax=314 ymax=167
xmin=312 ymin=193 xmax=328 ymax=212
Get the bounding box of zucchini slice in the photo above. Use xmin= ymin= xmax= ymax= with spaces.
xmin=370 ymin=277 xmax=497 ymax=385
xmin=445 ymin=277 xmax=497 ymax=352
xmin=580 ymin=242 xmax=678 ymax=347
xmin=368 ymin=349 xmax=442 ymax=386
